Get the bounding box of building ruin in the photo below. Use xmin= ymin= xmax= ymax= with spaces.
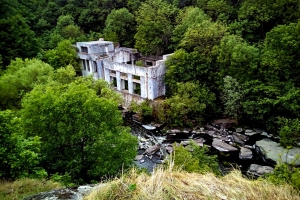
xmin=76 ymin=40 xmax=170 ymax=106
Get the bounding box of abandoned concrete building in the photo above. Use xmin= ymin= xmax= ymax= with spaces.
xmin=76 ymin=40 xmax=170 ymax=105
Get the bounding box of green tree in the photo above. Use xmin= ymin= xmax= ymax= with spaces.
xmin=159 ymin=82 xmax=215 ymax=126
xmin=0 ymin=58 xmax=54 ymax=109
xmin=0 ymin=15 xmax=40 ymax=68
xmin=44 ymin=40 xmax=80 ymax=71
xmin=261 ymin=21 xmax=300 ymax=86
xmin=20 ymin=78 xmax=137 ymax=182
xmin=103 ymin=8 xmax=136 ymax=47
xmin=221 ymin=76 xmax=243 ymax=120
xmin=0 ymin=110 xmax=42 ymax=180
xmin=216 ymin=35 xmax=260 ymax=83
xmin=135 ymin=0 xmax=177 ymax=55
xmin=172 ymin=7 xmax=209 ymax=47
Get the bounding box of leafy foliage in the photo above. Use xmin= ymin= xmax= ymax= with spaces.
xmin=277 ymin=118 xmax=300 ymax=148
xmin=20 ymin=77 xmax=137 ymax=183
xmin=171 ymin=141 xmax=219 ymax=174
xmin=159 ymin=82 xmax=215 ymax=126
xmin=135 ymin=0 xmax=177 ymax=55
xmin=104 ymin=8 xmax=136 ymax=47
xmin=221 ymin=76 xmax=243 ymax=119
xmin=0 ymin=110 xmax=42 ymax=180
xmin=0 ymin=58 xmax=54 ymax=109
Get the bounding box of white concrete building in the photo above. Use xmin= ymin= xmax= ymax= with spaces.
xmin=76 ymin=40 xmax=170 ymax=105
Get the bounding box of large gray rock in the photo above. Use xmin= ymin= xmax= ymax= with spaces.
xmin=239 ymin=147 xmax=253 ymax=160
xmin=144 ymin=144 xmax=160 ymax=155
xmin=256 ymin=139 xmax=300 ymax=165
xmin=212 ymin=140 xmax=238 ymax=152
xmin=247 ymin=164 xmax=274 ymax=177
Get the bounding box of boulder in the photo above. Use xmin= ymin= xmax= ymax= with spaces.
xmin=194 ymin=138 xmax=205 ymax=146
xmin=239 ymin=147 xmax=253 ymax=160
xmin=256 ymin=139 xmax=300 ymax=165
xmin=244 ymin=129 xmax=257 ymax=136
xmin=236 ymin=128 xmax=243 ymax=133
xmin=135 ymin=155 xmax=144 ymax=161
xmin=232 ymin=135 xmax=244 ymax=145
xmin=233 ymin=132 xmax=248 ymax=142
xmin=144 ymin=144 xmax=161 ymax=155
xmin=212 ymin=140 xmax=238 ymax=152
xmin=247 ymin=164 xmax=274 ymax=177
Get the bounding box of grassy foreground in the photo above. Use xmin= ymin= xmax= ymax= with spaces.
xmin=85 ymin=166 xmax=300 ymax=200
xmin=0 ymin=178 xmax=62 ymax=200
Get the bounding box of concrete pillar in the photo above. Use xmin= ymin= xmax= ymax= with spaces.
xmin=147 ymin=78 xmax=154 ymax=100
xmin=104 ymin=68 xmax=110 ymax=84
xmin=97 ymin=60 xmax=103 ymax=79
xmin=140 ymin=76 xmax=147 ymax=98
xmin=128 ymin=74 xmax=133 ymax=94
xmin=116 ymin=71 xmax=121 ymax=91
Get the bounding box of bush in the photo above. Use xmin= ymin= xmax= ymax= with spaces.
xmin=170 ymin=141 xmax=219 ymax=175
xmin=265 ymin=163 xmax=300 ymax=191
xmin=277 ymin=117 xmax=300 ymax=147
xmin=129 ymin=100 xmax=153 ymax=121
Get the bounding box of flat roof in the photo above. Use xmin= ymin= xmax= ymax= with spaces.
xmin=77 ymin=41 xmax=113 ymax=45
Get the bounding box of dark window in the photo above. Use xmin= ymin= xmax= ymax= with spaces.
xmin=93 ymin=61 xmax=97 ymax=72
xmin=133 ymin=83 xmax=141 ymax=95
xmin=81 ymin=46 xmax=88 ymax=53
xmin=146 ymin=61 xmax=152 ymax=66
xmin=87 ymin=61 xmax=90 ymax=71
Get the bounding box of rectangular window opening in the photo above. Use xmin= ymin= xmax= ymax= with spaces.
xmin=93 ymin=61 xmax=97 ymax=72
xmin=87 ymin=61 xmax=90 ymax=71
xmin=133 ymin=82 xmax=141 ymax=95
xmin=81 ymin=46 xmax=88 ymax=53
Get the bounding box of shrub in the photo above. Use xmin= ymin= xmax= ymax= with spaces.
xmin=277 ymin=117 xmax=300 ymax=147
xmin=170 ymin=141 xmax=219 ymax=175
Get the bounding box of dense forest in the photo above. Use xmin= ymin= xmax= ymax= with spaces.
xmin=0 ymin=0 xmax=300 ymax=187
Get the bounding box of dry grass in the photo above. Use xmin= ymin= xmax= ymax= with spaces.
xmin=85 ymin=165 xmax=300 ymax=200
xmin=0 ymin=178 xmax=62 ymax=200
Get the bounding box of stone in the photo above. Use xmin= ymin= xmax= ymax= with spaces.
xmin=244 ymin=129 xmax=257 ymax=136
xmin=236 ymin=128 xmax=243 ymax=133
xmin=135 ymin=155 xmax=144 ymax=161
xmin=239 ymin=147 xmax=253 ymax=160
xmin=183 ymin=129 xmax=190 ymax=134
xmin=256 ymin=139 xmax=300 ymax=165
xmin=142 ymin=124 xmax=156 ymax=131
xmin=170 ymin=129 xmax=181 ymax=134
xmin=194 ymin=138 xmax=205 ymax=146
xmin=247 ymin=164 xmax=274 ymax=176
xmin=204 ymin=125 xmax=217 ymax=131
xmin=233 ymin=132 xmax=248 ymax=142
xmin=180 ymin=141 xmax=190 ymax=146
xmin=232 ymin=135 xmax=244 ymax=145
xmin=165 ymin=145 xmax=174 ymax=154
xmin=212 ymin=140 xmax=238 ymax=152
xmin=144 ymin=144 xmax=160 ymax=155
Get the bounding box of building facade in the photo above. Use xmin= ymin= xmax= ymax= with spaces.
xmin=76 ymin=40 xmax=170 ymax=105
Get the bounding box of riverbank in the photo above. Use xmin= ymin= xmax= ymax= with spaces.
xmin=85 ymin=166 xmax=300 ymax=200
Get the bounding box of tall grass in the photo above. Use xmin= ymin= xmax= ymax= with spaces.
xmin=0 ymin=178 xmax=62 ymax=200
xmin=85 ymin=164 xmax=300 ymax=200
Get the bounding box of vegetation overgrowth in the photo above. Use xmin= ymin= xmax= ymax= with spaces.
xmin=1 ymin=0 xmax=300 ymax=191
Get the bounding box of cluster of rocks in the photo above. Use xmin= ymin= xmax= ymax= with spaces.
xmin=134 ymin=119 xmax=300 ymax=177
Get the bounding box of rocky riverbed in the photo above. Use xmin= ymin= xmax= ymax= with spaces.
xmin=126 ymin=118 xmax=300 ymax=177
